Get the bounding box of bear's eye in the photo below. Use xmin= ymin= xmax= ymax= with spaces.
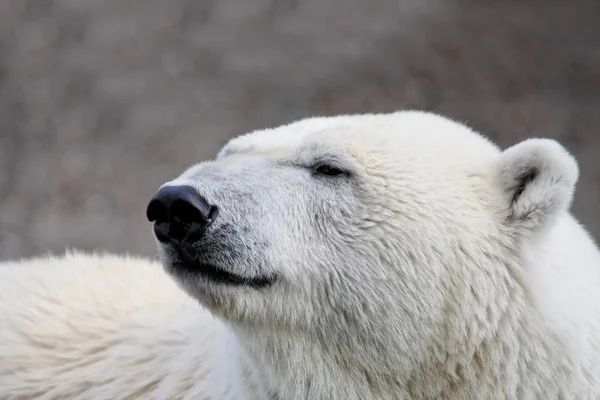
xmin=313 ymin=164 xmax=347 ymax=177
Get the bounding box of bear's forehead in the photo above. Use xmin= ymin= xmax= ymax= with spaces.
xmin=218 ymin=116 xmax=354 ymax=159
xmin=219 ymin=111 xmax=500 ymax=167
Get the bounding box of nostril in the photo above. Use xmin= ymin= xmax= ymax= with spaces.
xmin=186 ymin=221 xmax=206 ymax=242
xmin=185 ymin=206 xmax=218 ymax=242
xmin=169 ymin=199 xmax=207 ymax=242
xmin=171 ymin=199 xmax=205 ymax=225
xmin=146 ymin=199 xmax=167 ymax=223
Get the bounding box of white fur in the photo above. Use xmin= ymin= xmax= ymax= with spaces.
xmin=1 ymin=111 xmax=599 ymax=399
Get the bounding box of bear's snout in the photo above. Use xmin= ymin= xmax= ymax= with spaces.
xmin=146 ymin=185 xmax=219 ymax=245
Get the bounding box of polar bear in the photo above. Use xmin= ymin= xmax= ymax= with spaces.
xmin=1 ymin=110 xmax=599 ymax=399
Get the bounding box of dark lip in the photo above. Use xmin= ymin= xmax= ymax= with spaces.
xmin=171 ymin=261 xmax=275 ymax=288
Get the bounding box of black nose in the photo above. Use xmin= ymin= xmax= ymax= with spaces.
xmin=146 ymin=185 xmax=218 ymax=243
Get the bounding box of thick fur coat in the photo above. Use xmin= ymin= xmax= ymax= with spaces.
xmin=1 ymin=111 xmax=599 ymax=399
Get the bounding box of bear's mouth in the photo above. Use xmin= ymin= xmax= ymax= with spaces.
xmin=171 ymin=261 xmax=275 ymax=288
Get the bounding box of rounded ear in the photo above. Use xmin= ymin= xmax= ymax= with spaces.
xmin=498 ymin=138 xmax=579 ymax=238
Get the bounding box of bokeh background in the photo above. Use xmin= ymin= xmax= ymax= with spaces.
xmin=1 ymin=1 xmax=599 ymax=260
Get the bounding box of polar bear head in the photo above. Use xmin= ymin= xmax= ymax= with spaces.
xmin=147 ymin=111 xmax=579 ymax=391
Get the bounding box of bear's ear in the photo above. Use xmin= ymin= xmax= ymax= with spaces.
xmin=498 ymin=138 xmax=579 ymax=237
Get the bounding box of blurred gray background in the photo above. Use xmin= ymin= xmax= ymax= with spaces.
xmin=0 ymin=1 xmax=599 ymax=260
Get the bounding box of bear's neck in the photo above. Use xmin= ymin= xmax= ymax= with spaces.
xmin=232 ymin=326 xmax=413 ymax=399
xmin=228 ymin=298 xmax=581 ymax=399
